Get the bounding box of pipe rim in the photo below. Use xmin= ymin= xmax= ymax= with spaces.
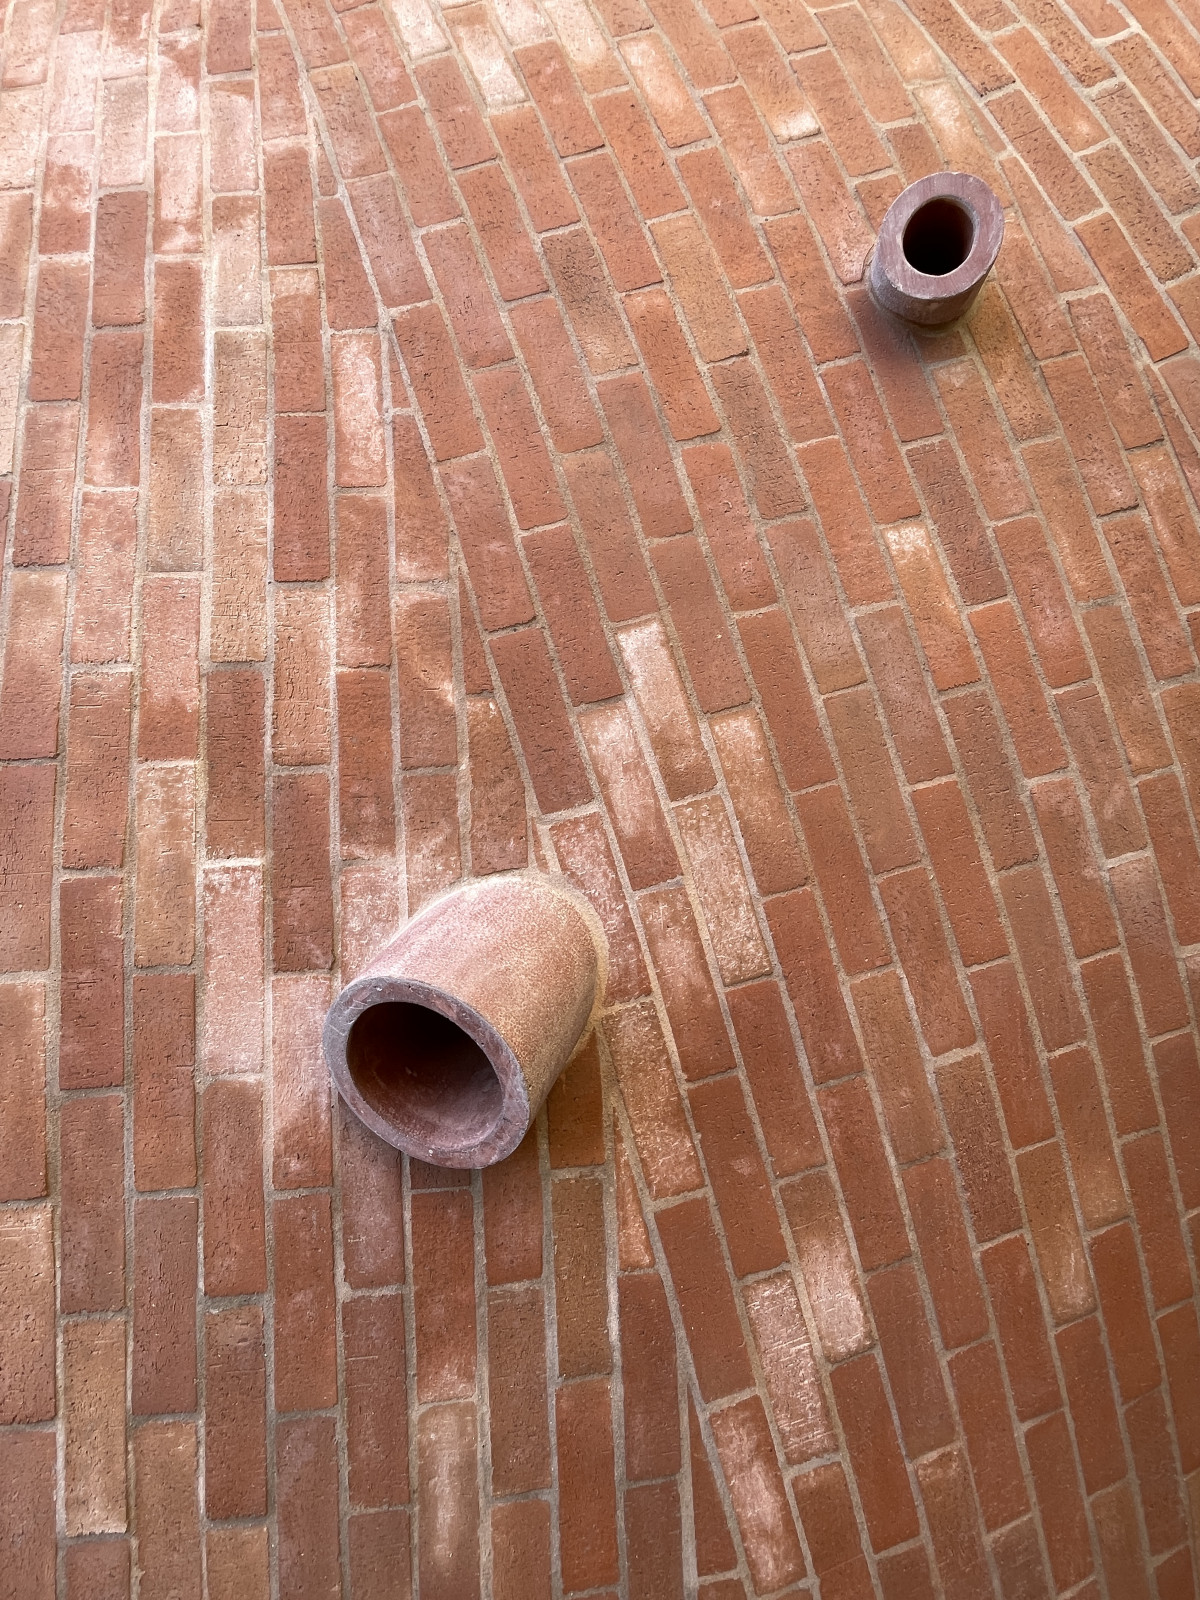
xmin=869 ymin=171 xmax=1004 ymax=325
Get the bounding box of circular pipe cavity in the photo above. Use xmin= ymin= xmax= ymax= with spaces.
xmin=324 ymin=873 xmax=606 ymax=1168
xmin=869 ymin=172 xmax=1004 ymax=327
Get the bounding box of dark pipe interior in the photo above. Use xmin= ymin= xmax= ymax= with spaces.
xmin=346 ymin=1001 xmax=504 ymax=1147
xmin=902 ymin=198 xmax=975 ymax=277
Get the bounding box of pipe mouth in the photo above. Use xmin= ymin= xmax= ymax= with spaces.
xmin=345 ymin=999 xmax=505 ymax=1153
xmin=902 ymin=197 xmax=975 ymax=277
xmin=868 ymin=172 xmax=1004 ymax=326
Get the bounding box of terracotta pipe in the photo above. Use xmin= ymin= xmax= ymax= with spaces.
xmin=324 ymin=872 xmax=607 ymax=1168
xmin=869 ymin=171 xmax=1004 ymax=326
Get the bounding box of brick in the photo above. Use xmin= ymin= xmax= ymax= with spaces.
xmin=970 ymin=601 xmax=1067 ymax=777
xmin=12 ymin=404 xmax=77 ymax=565
xmin=970 ymin=284 xmax=1058 ymax=443
xmin=59 ymin=875 xmax=124 ymax=1090
xmin=271 ymin=269 xmax=324 ymax=415
xmin=852 ymin=970 xmax=942 ymax=1163
xmin=1160 ymin=1303 xmax=1200 ymax=1473
xmin=271 ymin=772 xmax=334 ymax=971
xmin=131 ymin=1197 xmax=197 ymax=1416
xmin=690 ymin=1074 xmax=787 ymax=1275
xmin=766 ymin=887 xmax=862 ymax=1084
xmin=831 ymin=1353 xmax=920 ymax=1552
xmin=348 ymin=174 xmax=430 ymax=308
xmin=466 ymin=697 xmax=527 ymax=875
xmin=618 ymin=1270 xmax=680 ymax=1482
xmin=271 ymin=975 xmax=332 ymax=1190
xmin=63 ymin=1318 xmax=127 ymax=1536
xmin=491 ymin=1502 xmax=550 ymax=1600
xmin=1048 ymin=1045 xmax=1125 ymax=1230
xmin=0 ymin=1431 xmax=54 ymax=1598
xmin=904 ymin=1160 xmax=992 ymax=1349
xmin=336 ymin=670 xmax=396 ymax=859
xmin=1091 ymin=1223 xmax=1160 ymax=1403
xmin=0 ymin=984 xmax=46 ymax=1199
xmin=882 ymin=864 xmax=977 ymax=1052
xmin=147 ymin=408 xmax=203 ymax=571
xmin=131 ymin=973 xmax=194 ymax=1194
xmin=579 ymin=707 xmax=674 ymax=889
xmin=491 ymin=627 xmax=591 ymax=812
xmin=1056 ymin=683 xmax=1145 ymax=860
xmin=277 ymin=1418 xmax=343 ymax=1600
xmin=475 ymin=367 xmax=566 ymax=529
xmin=658 ymin=1194 xmax=755 ymax=1398
xmin=415 ymin=52 xmax=494 ymax=167
xmin=0 ymin=1205 xmax=54 ymax=1423
xmin=63 ymin=1539 xmax=131 ymax=1600
xmin=481 ymin=1127 xmax=542 ymax=1289
xmin=1110 ymin=856 xmax=1190 ymax=1036
xmin=202 ymin=1080 xmax=266 ymax=1295
xmin=652 ymin=538 xmax=749 ymax=713
xmin=331 ymin=332 xmax=385 ymax=487
xmin=675 ymin=795 xmax=770 ymax=982
xmin=1156 ymin=1031 xmax=1200 ymax=1210
xmin=273 ymin=1193 xmax=337 ymax=1414
xmin=598 ymin=372 xmax=691 ymax=538
xmin=1123 ymin=1132 xmax=1193 ymax=1309
xmin=401 ymin=771 xmax=462 ymax=912
xmin=1128 ymin=1389 xmax=1187 ymax=1553
xmin=0 ymin=570 xmax=66 ymax=757
xmin=1105 ymin=512 xmax=1196 ymax=682
xmin=681 ymin=445 xmax=772 ymax=612
xmin=343 ymin=1294 xmax=410 ymax=1508
xmin=0 ymin=766 xmax=54 ymax=971
xmin=709 ymin=710 xmax=806 ymax=893
xmin=263 ymin=141 xmax=316 ymax=264
xmin=792 ymin=1463 xmax=871 ymax=1596
xmin=779 ymin=1167 xmax=871 ymax=1364
xmin=710 ymin=1396 xmax=807 ymax=1591
xmin=1075 ymin=212 xmax=1187 ymax=361
xmin=689 ymin=1400 xmax=738 ymax=1578
xmin=442 ymin=455 xmax=534 ymax=627
xmin=29 ymin=258 xmax=88 ymax=400
xmin=1024 ymin=439 xmax=1113 ymax=604
xmin=204 ymin=1309 xmax=267 ymax=1522
xmin=137 ymin=574 xmax=201 ymax=758
xmin=626 ymin=1481 xmax=684 ymax=1600
xmin=911 ymin=782 xmax=1005 ymax=969
xmin=556 ymin=1380 xmax=619 ymax=1593
xmin=937 ymin=1054 xmax=1022 ymax=1243
xmin=492 ymin=103 xmax=576 ymax=231
xmin=1017 ymin=1138 xmax=1094 ymax=1327
xmin=524 ymin=528 xmax=620 ymax=707
xmin=1055 ymin=1316 xmax=1126 ymax=1495
xmin=1025 ymin=1411 xmax=1094 ymax=1592
xmin=652 ymin=214 xmax=745 ymax=368
xmin=552 ymin=1174 xmax=612 ymax=1378
xmin=943 ymin=690 xmax=1038 ymax=870
xmin=1032 ymin=778 xmax=1118 ymax=958
xmin=594 ymin=89 xmax=683 ymax=220
xmin=0 ymin=190 xmax=30 ymax=319
xmin=917 ymin=1448 xmax=994 ymax=1600
xmin=949 ymin=1342 xmax=1030 ymax=1534
xmin=1132 ymin=442 xmax=1200 ymax=608
xmin=485 ymin=1285 xmax=550 ymax=1497
xmin=616 ymin=617 xmax=714 ymax=799
xmin=132 ymin=763 xmax=195 ymax=967
xmin=412 ymin=1189 xmax=476 ymax=1402
xmin=711 ymin=357 xmax=805 ymax=518
xmin=558 ymin=456 xmax=653 ymax=627
xmin=92 ymin=190 xmax=147 ymax=325
xmin=726 ymin=981 xmax=822 ymax=1179
xmin=508 ymin=299 xmax=601 ymax=455
xmin=391 ymin=591 xmax=455 ymax=770
xmin=204 ymin=669 xmax=265 ymax=860
xmin=819 ymin=1075 xmax=910 ymax=1271
xmin=542 ymin=227 xmax=637 ymax=374
xmin=337 ymin=1105 xmax=404 ymax=1294
xmin=273 ymin=587 xmax=331 ymax=763
xmin=769 ymin=521 xmax=864 ymax=697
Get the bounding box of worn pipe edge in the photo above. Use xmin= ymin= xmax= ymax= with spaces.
xmin=868 ymin=171 xmax=1005 ymax=327
xmin=323 ymin=871 xmax=608 ymax=1169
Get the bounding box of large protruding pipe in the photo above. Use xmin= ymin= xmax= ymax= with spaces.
xmin=869 ymin=171 xmax=1004 ymax=326
xmin=323 ymin=873 xmax=606 ymax=1168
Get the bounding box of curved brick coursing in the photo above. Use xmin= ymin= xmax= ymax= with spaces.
xmin=1 ymin=0 xmax=1199 ymax=1592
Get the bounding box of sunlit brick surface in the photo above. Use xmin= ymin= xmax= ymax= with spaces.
xmin=2 ymin=0 xmax=1200 ymax=1590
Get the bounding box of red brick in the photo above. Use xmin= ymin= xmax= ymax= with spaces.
xmin=1128 ymin=1388 xmax=1187 ymax=1553
xmin=831 ymin=1353 xmax=920 ymax=1552
xmin=391 ymin=590 xmax=454 ymax=769
xmin=270 ymin=975 xmax=332 ymax=1192
xmin=1055 ymin=1315 xmax=1126 ymax=1494
xmin=1030 ymin=777 xmax=1118 ymax=960
xmin=513 ymin=39 xmax=598 ymax=156
xmin=568 ymin=152 xmax=660 ymax=297
xmin=258 ymin=32 xmax=306 ymax=135
xmin=986 ymin=1519 xmax=1053 ymax=1600
xmin=919 ymin=1448 xmax=995 ymax=1600
xmin=131 ymin=1196 xmax=197 ymax=1416
xmin=0 ymin=766 xmax=54 ymax=972
xmin=657 ymin=1195 xmax=753 ymax=1399
xmin=709 ymin=1396 xmax=807 ymax=1591
xmin=347 ymin=174 xmax=428 ymax=307
xmin=555 ymin=1380 xmax=619 ymax=1593
xmin=331 ymin=332 xmax=385 ymax=487
xmin=63 ymin=1319 xmax=126 ymax=1537
xmin=689 ymin=1400 xmax=738 ymax=1578
xmin=675 ymin=795 xmax=769 ymax=983
xmin=93 ymin=189 xmax=147 ymax=325
xmin=1124 ymin=1132 xmax=1193 ymax=1310
xmin=710 ymin=712 xmax=806 ymax=893
xmin=454 ymin=164 xmax=541 ymax=302
xmin=506 ymin=301 xmax=599 ymax=454
xmin=883 ymin=521 xmax=979 ymax=691
xmin=618 ymin=1271 xmax=680 ymax=1482
xmin=29 ymin=259 xmax=88 ymax=400
xmin=277 ymin=1417 xmax=342 ymax=1600
xmin=734 ymin=617 xmax=830 ymax=798
xmin=271 ymin=269 xmax=323 ymax=414
xmin=1091 ymin=1223 xmax=1160 ymax=1403
xmin=63 ymin=1539 xmax=131 ymax=1600
xmin=596 ymin=372 xmax=691 ymax=538
xmin=132 ymin=973 xmax=195 ymax=1192
xmin=1155 ymin=1031 xmax=1200 ymax=1212
xmin=272 ymin=589 xmax=330 ymax=764
xmin=263 ymin=140 xmax=316 ymax=264
xmin=0 ymin=190 xmax=32 ymax=317
xmin=690 ymin=1074 xmax=787 ymax=1276
xmin=1056 ymin=683 xmax=1145 ymax=860
xmin=490 ymin=627 xmax=590 ymax=811
xmin=402 ymin=769 xmax=463 ymax=911
xmin=1076 ymin=211 xmax=1187 ymax=360
xmin=492 ymin=1502 xmax=550 ymax=1600
xmin=271 ymin=772 xmax=333 ymax=971
xmin=1160 ymin=1303 xmax=1200 ymax=1473
xmin=653 ymin=537 xmax=750 ymax=711
xmin=0 ymin=570 xmax=66 ymax=758
xmin=59 ymin=874 xmax=123 ymax=1089
xmin=1141 ymin=774 xmax=1200 ymax=946
xmin=880 ymin=866 xmax=976 ymax=1053
xmin=911 ymin=782 xmax=1005 ymax=968
xmin=765 ymin=887 xmax=862 ymax=1084
xmin=150 ymin=259 xmax=203 ymax=403
xmin=1106 ymin=513 xmax=1196 ymax=681
xmin=722 ymin=987 xmax=817 ymax=1182
xmin=552 ymin=1173 xmax=613 ymax=1379
xmin=826 ymin=689 xmax=917 ymax=874
xmin=1132 ymin=442 xmax=1200 ymax=609
xmin=131 ymin=761 xmax=195 ymax=967
xmin=273 ymin=1192 xmax=337 ymax=1413
xmin=853 ymin=607 xmax=950 ymax=786
xmin=871 ymin=1262 xmax=957 ymax=1460
xmin=204 ymin=668 xmax=265 ymax=859
xmin=60 ymin=1092 xmax=125 ymax=1313
xmin=943 ymin=690 xmax=1038 ymax=870
xmin=482 ymin=1284 xmax=550 ymax=1498
xmin=542 ymin=227 xmax=637 ymax=374
xmin=971 ymin=601 xmax=1067 ymax=777
xmin=0 ymin=983 xmax=47 ymax=1200
xmin=949 ymin=1341 xmax=1030 ymax=1531
xmin=625 ymin=1481 xmax=684 ymax=1600
xmin=147 ymin=408 xmax=203 ymax=572
xmin=712 ymin=357 xmax=806 ymax=519
xmin=0 ymin=1204 xmax=54 ymax=1423
xmin=343 ymin=1294 xmax=410 ymax=1507
xmin=793 ymin=784 xmax=887 ymax=976
xmin=339 ymin=1104 xmax=405 ymax=1290
xmin=1110 ymin=856 xmax=1190 ymax=1036
xmin=137 ymin=575 xmax=200 ymax=760
xmin=492 ymin=104 xmax=576 ymax=231
xmin=901 ymin=1158 xmax=987 ymax=1351
xmin=594 ymin=88 xmax=682 ymax=221
xmin=679 ymin=448 xmax=770 ymax=613
xmin=466 ymin=696 xmax=527 ymax=875
xmin=793 ymin=1465 xmax=873 ymax=1597
xmin=414 ymin=53 xmax=492 ymax=167
xmin=819 ymin=1076 xmax=910 ymax=1271
xmin=796 ymin=440 xmax=889 ymax=611
xmin=205 ymin=1307 xmax=266 ymax=1519
xmin=938 ymin=1055 xmax=1022 ymax=1243
xmin=12 ymin=404 xmax=77 ymax=565
xmin=412 ymin=1189 xmax=476 ymax=1402
xmin=479 ymin=1129 xmax=541 ymax=1290
xmin=336 ymin=670 xmax=395 ymax=858
xmin=317 ymin=196 xmax=374 ymax=330
xmin=1023 ymin=438 xmax=1113 ymax=603
xmin=852 ymin=969 xmax=942 ymax=1162
xmin=201 ymin=1080 xmax=267 ymax=1296
xmin=83 ymin=329 xmax=143 ymax=487
xmin=1072 ymin=293 xmax=1161 ymax=450
xmin=1025 ymin=1411 xmax=1094 ymax=1592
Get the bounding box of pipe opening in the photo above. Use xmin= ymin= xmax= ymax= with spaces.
xmin=902 ymin=197 xmax=975 ymax=277
xmin=346 ymin=1001 xmax=504 ymax=1151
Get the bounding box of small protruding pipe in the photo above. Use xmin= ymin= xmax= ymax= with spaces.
xmin=323 ymin=873 xmax=607 ymax=1168
xmin=869 ymin=171 xmax=1004 ymax=327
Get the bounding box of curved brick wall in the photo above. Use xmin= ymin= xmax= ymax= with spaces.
xmin=1 ymin=0 xmax=1199 ymax=1592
